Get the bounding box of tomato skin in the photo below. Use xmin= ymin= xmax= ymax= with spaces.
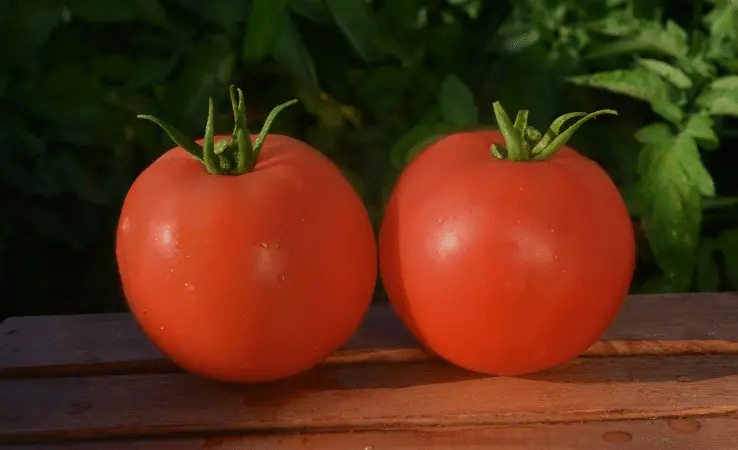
xmin=117 ymin=134 xmax=377 ymax=383
xmin=379 ymin=130 xmax=635 ymax=376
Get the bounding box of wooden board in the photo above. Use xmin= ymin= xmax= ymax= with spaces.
xmin=2 ymin=292 xmax=738 ymax=448
xmin=2 ymin=355 xmax=738 ymax=444
xmin=2 ymin=292 xmax=738 ymax=379
xmin=0 ymin=417 xmax=733 ymax=449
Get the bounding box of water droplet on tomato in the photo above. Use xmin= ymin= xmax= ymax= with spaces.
xmin=160 ymin=326 xmax=164 ymax=331
xmin=300 ymin=217 xmax=306 ymax=223
xmin=553 ymin=254 xmax=560 ymax=260
xmin=280 ymin=274 xmax=288 ymax=282
xmin=184 ymin=282 xmax=194 ymax=290
xmin=274 ymin=243 xmax=281 ymax=249
xmin=515 ymin=220 xmax=521 ymax=225
xmin=260 ymin=242 xmax=268 ymax=248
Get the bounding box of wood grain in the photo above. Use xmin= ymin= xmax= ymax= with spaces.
xmin=1 ymin=292 xmax=738 ymax=379
xmin=2 ymin=355 xmax=738 ymax=444
xmin=0 ymin=417 xmax=734 ymax=449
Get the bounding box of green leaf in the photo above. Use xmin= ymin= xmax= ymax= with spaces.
xmin=439 ymin=74 xmax=479 ymax=125
xmin=673 ymin=133 xmax=715 ymax=197
xmin=243 ymin=0 xmax=289 ymax=62
xmin=702 ymin=0 xmax=738 ymax=60
xmin=586 ymin=20 xmax=689 ymax=60
xmin=683 ymin=114 xmax=720 ymax=151
xmin=289 ymin=0 xmax=332 ymax=22
xmin=718 ymin=228 xmax=738 ymax=289
xmin=133 ymin=0 xmax=170 ymax=27
xmin=0 ymin=0 xmax=63 ymax=66
xmin=711 ymin=75 xmax=738 ymax=90
xmin=634 ymin=122 xmax=673 ymax=145
xmin=324 ymin=0 xmax=378 ymax=62
xmin=165 ymin=35 xmax=236 ymax=129
xmin=568 ymin=67 xmax=673 ymax=105
xmin=635 ymin=127 xmax=715 ymax=290
xmin=498 ymin=21 xmax=541 ymax=53
xmin=650 ymin=100 xmax=684 ymax=126
xmin=697 ymin=94 xmax=738 ymax=116
xmin=585 ymin=11 xmax=637 ymax=38
xmin=355 ymin=66 xmax=411 ymax=113
xmin=679 ymin=57 xmax=718 ymax=80
xmin=569 ymin=63 xmax=688 ymax=125
xmin=695 ymin=239 xmax=720 ymax=292
xmin=637 ymin=58 xmax=692 ymax=89
xmin=16 ymin=64 xmax=106 ymax=126
xmin=171 ymin=0 xmax=250 ymax=33
xmin=127 ymin=56 xmax=180 ymax=88
xmin=67 ymin=0 xmax=169 ymax=25
xmin=568 ymin=66 xmax=682 ymax=124
xmin=695 ymin=76 xmax=738 ymax=117
xmin=65 ymin=0 xmax=139 ymax=23
xmin=272 ymin=16 xmax=321 ymax=91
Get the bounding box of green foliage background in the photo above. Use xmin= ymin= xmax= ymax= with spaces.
xmin=1 ymin=0 xmax=737 ymax=320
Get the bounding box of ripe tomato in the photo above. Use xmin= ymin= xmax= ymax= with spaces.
xmin=379 ymin=103 xmax=635 ymax=376
xmin=117 ymin=87 xmax=377 ymax=383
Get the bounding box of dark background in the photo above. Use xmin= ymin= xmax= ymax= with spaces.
xmin=1 ymin=0 xmax=737 ymax=321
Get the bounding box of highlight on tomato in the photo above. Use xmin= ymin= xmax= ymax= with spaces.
xmin=116 ymin=86 xmax=377 ymax=383
xmin=379 ymin=102 xmax=635 ymax=376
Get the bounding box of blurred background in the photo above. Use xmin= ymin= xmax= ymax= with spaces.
xmin=1 ymin=0 xmax=737 ymax=321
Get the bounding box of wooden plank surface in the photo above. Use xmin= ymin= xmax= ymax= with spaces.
xmin=2 ymin=292 xmax=738 ymax=379
xmin=0 ymin=417 xmax=733 ymax=449
xmin=2 ymin=354 xmax=738 ymax=444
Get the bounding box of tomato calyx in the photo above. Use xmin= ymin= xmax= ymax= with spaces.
xmin=489 ymin=101 xmax=618 ymax=162
xmin=137 ymin=85 xmax=298 ymax=175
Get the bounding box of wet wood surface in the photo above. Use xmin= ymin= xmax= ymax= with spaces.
xmin=1 ymin=292 xmax=737 ymax=449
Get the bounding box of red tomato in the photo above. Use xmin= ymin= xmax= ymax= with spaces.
xmin=117 ymin=89 xmax=377 ymax=383
xmin=379 ymin=104 xmax=635 ymax=376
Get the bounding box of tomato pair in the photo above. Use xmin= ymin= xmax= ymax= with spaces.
xmin=117 ymin=88 xmax=634 ymax=383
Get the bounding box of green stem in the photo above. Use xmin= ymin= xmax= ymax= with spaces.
xmin=492 ymin=102 xmax=525 ymax=161
xmin=136 ymin=115 xmax=205 ymax=163
xmin=230 ymin=85 xmax=253 ymax=173
xmin=252 ymin=99 xmax=298 ymax=165
xmin=489 ymin=101 xmax=618 ymax=162
xmin=137 ymin=85 xmax=298 ymax=175
xmin=202 ymin=98 xmax=219 ymax=173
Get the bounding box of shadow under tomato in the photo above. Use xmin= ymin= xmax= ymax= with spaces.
xmin=517 ymin=354 xmax=738 ymax=384
xmin=216 ymin=359 xmax=490 ymax=410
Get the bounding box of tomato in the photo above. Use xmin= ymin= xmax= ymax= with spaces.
xmin=379 ymin=103 xmax=635 ymax=376
xmin=117 ymin=87 xmax=377 ymax=383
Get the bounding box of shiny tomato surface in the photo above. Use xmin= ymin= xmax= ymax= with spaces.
xmin=379 ymin=130 xmax=635 ymax=375
xmin=117 ymin=134 xmax=377 ymax=383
